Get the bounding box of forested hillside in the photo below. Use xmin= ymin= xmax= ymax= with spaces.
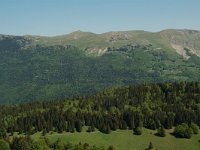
xmin=1 ymin=30 xmax=200 ymax=104
xmin=0 ymin=82 xmax=200 ymax=149
xmin=0 ymin=82 xmax=200 ymax=135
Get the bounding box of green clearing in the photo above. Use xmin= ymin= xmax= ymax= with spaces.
xmin=32 ymin=128 xmax=200 ymax=150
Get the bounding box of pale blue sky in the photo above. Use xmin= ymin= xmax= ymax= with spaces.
xmin=0 ymin=0 xmax=200 ymax=36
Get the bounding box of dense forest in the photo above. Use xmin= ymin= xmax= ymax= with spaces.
xmin=0 ymin=82 xmax=200 ymax=149
xmin=1 ymin=33 xmax=200 ymax=104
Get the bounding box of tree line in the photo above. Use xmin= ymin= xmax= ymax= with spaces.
xmin=0 ymin=82 xmax=200 ymax=138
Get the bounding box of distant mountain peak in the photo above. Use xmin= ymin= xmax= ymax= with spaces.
xmin=1 ymin=29 xmax=200 ymax=59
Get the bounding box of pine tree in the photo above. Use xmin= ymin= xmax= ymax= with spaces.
xmin=75 ymin=120 xmax=82 ymax=132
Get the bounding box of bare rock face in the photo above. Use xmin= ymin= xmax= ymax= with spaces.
xmin=108 ymin=32 xmax=131 ymax=42
xmin=161 ymin=29 xmax=200 ymax=59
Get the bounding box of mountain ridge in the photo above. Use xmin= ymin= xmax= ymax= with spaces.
xmin=1 ymin=28 xmax=199 ymax=37
xmin=1 ymin=29 xmax=200 ymax=58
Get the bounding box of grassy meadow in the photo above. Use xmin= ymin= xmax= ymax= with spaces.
xmin=31 ymin=128 xmax=200 ymax=150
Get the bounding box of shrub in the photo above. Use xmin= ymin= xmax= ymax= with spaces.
xmin=146 ymin=142 xmax=155 ymax=150
xmin=190 ymin=123 xmax=199 ymax=134
xmin=156 ymin=126 xmax=166 ymax=137
xmin=174 ymin=123 xmax=193 ymax=138
xmin=0 ymin=140 xmax=10 ymax=150
xmin=133 ymin=127 xmax=142 ymax=135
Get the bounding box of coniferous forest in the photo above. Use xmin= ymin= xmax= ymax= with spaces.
xmin=0 ymin=82 xmax=200 ymax=149
xmin=1 ymin=1 xmax=200 ymax=149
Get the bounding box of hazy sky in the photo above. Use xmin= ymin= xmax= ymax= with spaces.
xmin=0 ymin=0 xmax=200 ymax=36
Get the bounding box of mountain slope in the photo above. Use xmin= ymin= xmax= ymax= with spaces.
xmin=161 ymin=29 xmax=200 ymax=59
xmin=0 ymin=29 xmax=200 ymax=103
xmin=22 ymin=29 xmax=200 ymax=58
